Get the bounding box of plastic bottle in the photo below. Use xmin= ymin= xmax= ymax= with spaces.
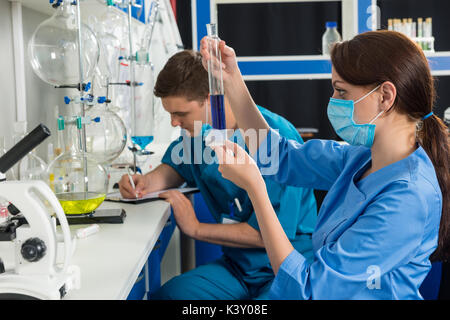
xmin=322 ymin=21 xmax=342 ymax=55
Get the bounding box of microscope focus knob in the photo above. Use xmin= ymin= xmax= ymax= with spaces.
xmin=21 ymin=238 xmax=47 ymax=262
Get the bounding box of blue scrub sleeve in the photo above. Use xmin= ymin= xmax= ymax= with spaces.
xmin=269 ymin=181 xmax=432 ymax=300
xmin=254 ymin=128 xmax=351 ymax=191
xmin=161 ymin=137 xmax=197 ymax=187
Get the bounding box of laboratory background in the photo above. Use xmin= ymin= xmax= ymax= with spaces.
xmin=0 ymin=0 xmax=449 ymax=301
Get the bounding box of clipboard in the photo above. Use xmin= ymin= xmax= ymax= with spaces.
xmin=105 ymin=187 xmax=200 ymax=204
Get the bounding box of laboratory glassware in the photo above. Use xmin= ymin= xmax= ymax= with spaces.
xmin=98 ymin=0 xmax=129 ymax=58
xmin=0 ymin=137 xmax=16 ymax=180
xmin=28 ymin=0 xmax=100 ymax=86
xmin=85 ymin=103 xmax=127 ymax=164
xmin=46 ymin=117 xmax=109 ymax=215
xmin=89 ymin=15 xmax=122 ymax=88
xmin=129 ymin=1 xmax=159 ymax=154
xmin=204 ymin=23 xmax=228 ymax=146
xmin=12 ymin=122 xmax=48 ymax=181
xmin=206 ymin=23 xmax=226 ymax=131
xmin=132 ymin=54 xmax=156 ymax=154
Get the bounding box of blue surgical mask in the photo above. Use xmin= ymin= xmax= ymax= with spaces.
xmin=327 ymin=85 xmax=383 ymax=147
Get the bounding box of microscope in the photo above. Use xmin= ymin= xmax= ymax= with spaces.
xmin=0 ymin=124 xmax=80 ymax=299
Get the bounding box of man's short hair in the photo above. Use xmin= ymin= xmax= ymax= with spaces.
xmin=154 ymin=50 xmax=209 ymax=102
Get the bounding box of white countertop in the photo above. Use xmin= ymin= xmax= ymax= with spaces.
xmin=63 ymin=199 xmax=171 ymax=300
xmin=0 ymin=142 xmax=175 ymax=299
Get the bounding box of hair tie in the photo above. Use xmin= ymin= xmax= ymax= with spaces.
xmin=422 ymin=112 xmax=433 ymax=121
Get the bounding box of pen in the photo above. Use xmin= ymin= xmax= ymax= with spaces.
xmin=234 ymin=198 xmax=242 ymax=212
xmin=127 ymin=171 xmax=138 ymax=199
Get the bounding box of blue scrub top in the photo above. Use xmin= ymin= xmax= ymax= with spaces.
xmin=256 ymin=128 xmax=442 ymax=300
xmin=161 ymin=106 xmax=317 ymax=279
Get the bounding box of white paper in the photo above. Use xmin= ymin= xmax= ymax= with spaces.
xmin=106 ymin=187 xmax=199 ymax=202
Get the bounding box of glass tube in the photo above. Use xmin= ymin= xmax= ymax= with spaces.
xmin=206 ymin=23 xmax=226 ymax=130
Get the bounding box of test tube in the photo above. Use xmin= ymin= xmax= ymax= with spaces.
xmin=407 ymin=18 xmax=413 ymax=38
xmin=418 ymin=18 xmax=423 ymax=49
xmin=394 ymin=19 xmax=400 ymax=32
xmin=55 ymin=116 xmax=65 ymax=157
xmin=425 ymin=18 xmax=433 ymax=51
xmin=206 ymin=23 xmax=226 ymax=130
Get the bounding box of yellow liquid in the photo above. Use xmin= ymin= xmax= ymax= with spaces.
xmin=57 ymin=192 xmax=106 ymax=215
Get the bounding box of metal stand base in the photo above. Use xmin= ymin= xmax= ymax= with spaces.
xmin=64 ymin=209 xmax=126 ymax=225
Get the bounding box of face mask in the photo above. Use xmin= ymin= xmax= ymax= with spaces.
xmin=327 ymin=85 xmax=383 ymax=147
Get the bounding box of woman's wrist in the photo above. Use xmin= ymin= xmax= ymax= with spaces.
xmin=246 ymin=175 xmax=267 ymax=200
xmin=223 ymin=67 xmax=244 ymax=90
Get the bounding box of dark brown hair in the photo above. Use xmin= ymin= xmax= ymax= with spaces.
xmin=154 ymin=50 xmax=209 ymax=102
xmin=331 ymin=30 xmax=450 ymax=262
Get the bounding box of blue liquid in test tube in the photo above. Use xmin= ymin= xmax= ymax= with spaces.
xmin=207 ymin=24 xmax=226 ymax=131
xmin=210 ymin=94 xmax=226 ymax=130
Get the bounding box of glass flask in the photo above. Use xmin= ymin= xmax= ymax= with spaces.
xmin=0 ymin=136 xmax=16 ymax=181
xmin=97 ymin=0 xmax=129 ymax=57
xmin=46 ymin=118 xmax=109 ymax=215
xmin=17 ymin=151 xmax=48 ymax=181
xmin=88 ymin=14 xmax=122 ymax=86
xmin=12 ymin=122 xmax=48 ymax=181
xmin=85 ymin=103 xmax=127 ymax=164
xmin=28 ymin=0 xmax=100 ymax=86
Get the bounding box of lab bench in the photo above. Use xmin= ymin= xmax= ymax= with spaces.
xmin=63 ymin=199 xmax=174 ymax=300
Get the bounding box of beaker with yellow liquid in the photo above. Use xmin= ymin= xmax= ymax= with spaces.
xmin=57 ymin=192 xmax=106 ymax=215
xmin=47 ymin=140 xmax=109 ymax=215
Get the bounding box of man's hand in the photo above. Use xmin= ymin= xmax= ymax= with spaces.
xmin=159 ymin=190 xmax=200 ymax=238
xmin=118 ymin=174 xmax=149 ymax=199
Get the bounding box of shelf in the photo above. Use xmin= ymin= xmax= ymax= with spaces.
xmin=196 ymin=1 xmax=450 ymax=80
xmin=215 ymin=0 xmax=340 ymax=3
xmin=195 ymin=0 xmax=376 ymax=80
xmin=237 ymin=51 xmax=450 ymax=81
xmin=237 ymin=55 xmax=332 ymax=81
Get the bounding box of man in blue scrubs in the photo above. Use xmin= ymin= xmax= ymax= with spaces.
xmin=118 ymin=50 xmax=317 ymax=299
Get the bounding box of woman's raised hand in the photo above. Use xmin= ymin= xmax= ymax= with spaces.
xmin=211 ymin=140 xmax=264 ymax=192
xmin=200 ymin=37 xmax=240 ymax=84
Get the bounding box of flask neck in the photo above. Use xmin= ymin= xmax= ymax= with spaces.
xmin=54 ymin=0 xmax=77 ymax=28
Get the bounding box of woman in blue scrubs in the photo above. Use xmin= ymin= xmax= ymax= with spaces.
xmin=201 ymin=30 xmax=450 ymax=299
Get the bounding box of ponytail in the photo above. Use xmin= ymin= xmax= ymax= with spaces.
xmin=417 ymin=114 xmax=450 ymax=262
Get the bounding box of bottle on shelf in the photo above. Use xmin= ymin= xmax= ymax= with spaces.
xmin=322 ymin=21 xmax=342 ymax=55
